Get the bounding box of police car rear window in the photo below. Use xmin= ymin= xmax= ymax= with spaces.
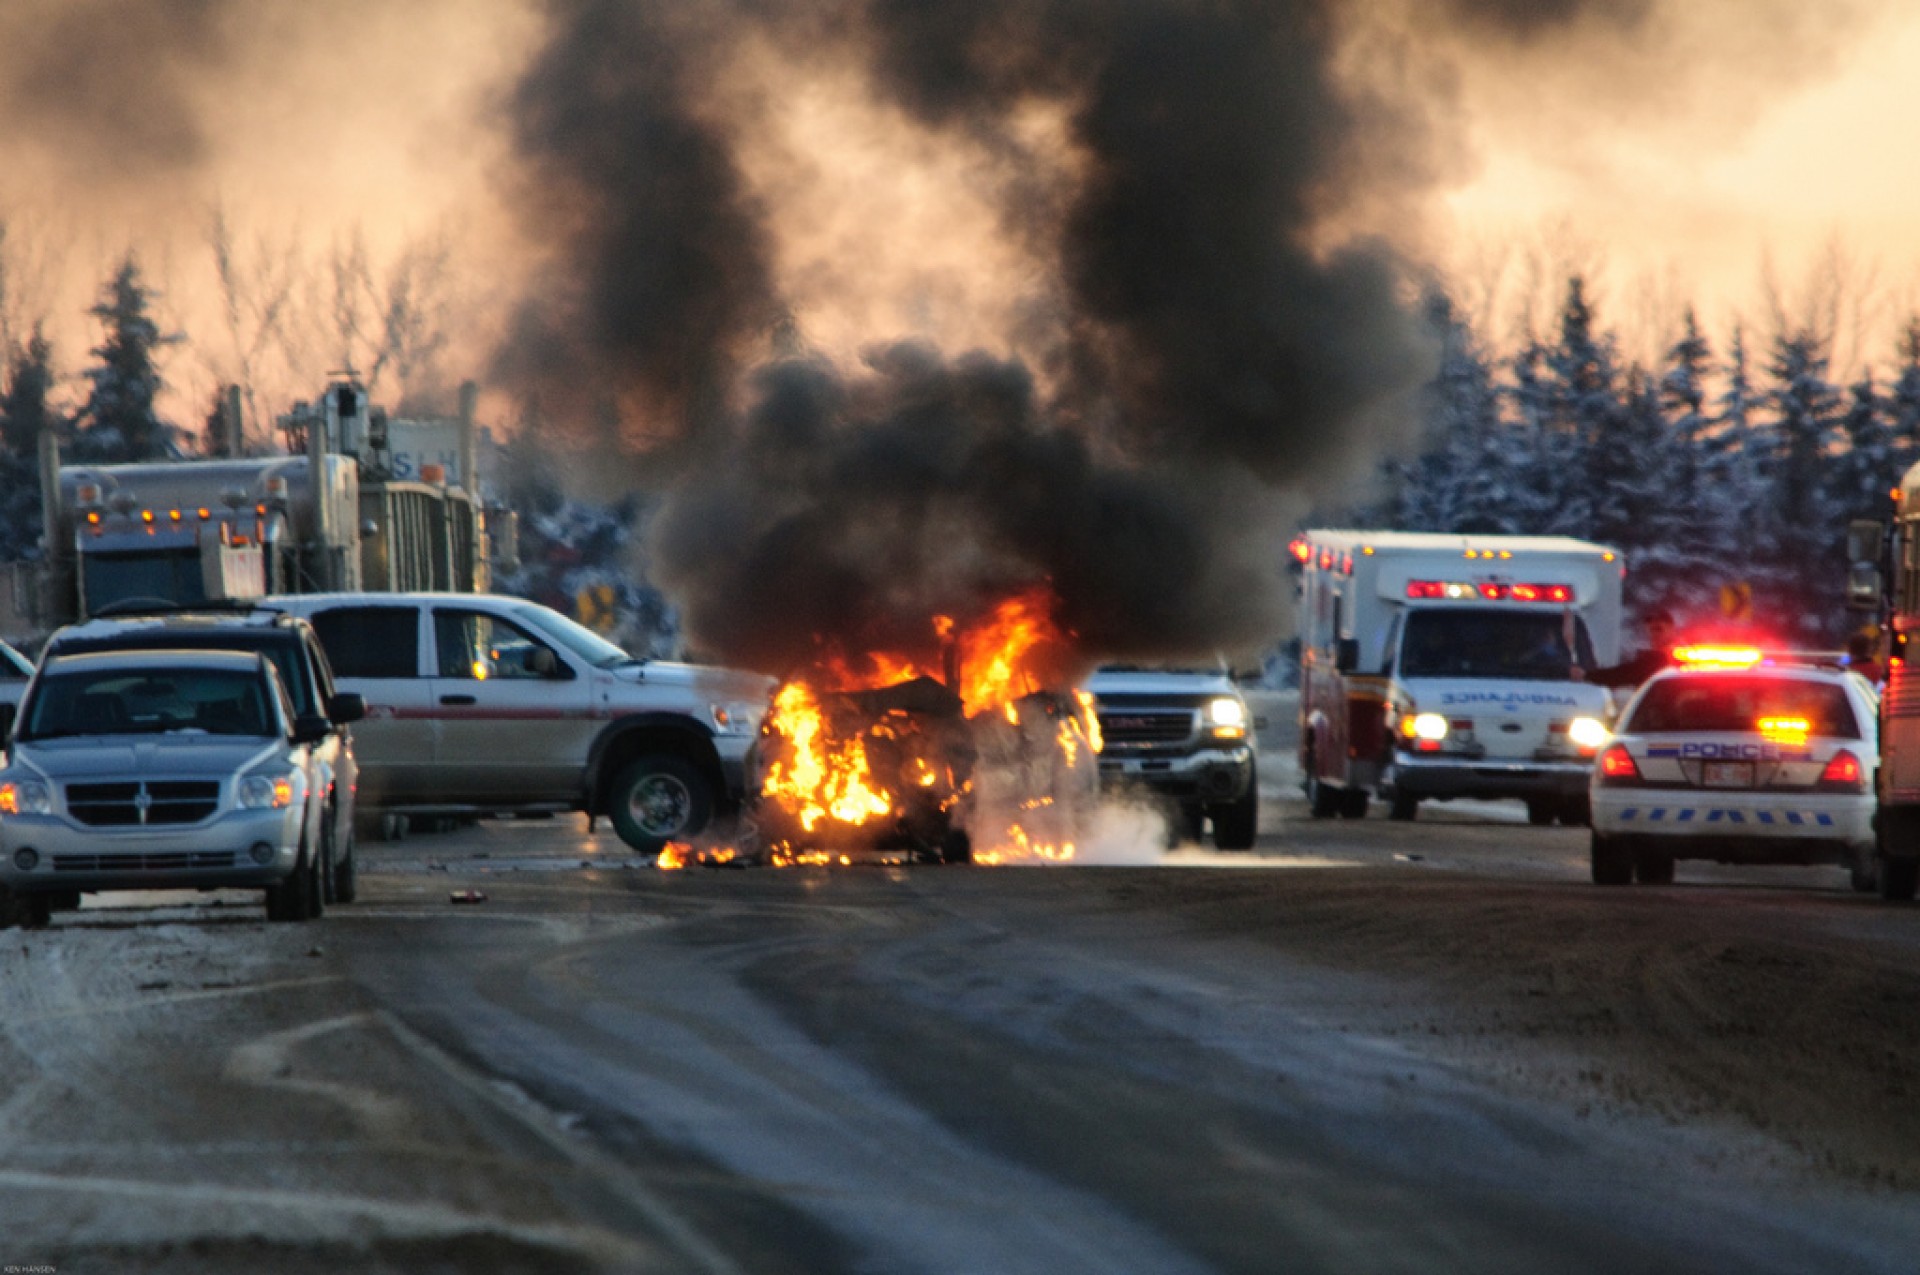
xmin=1626 ymin=676 xmax=1859 ymax=739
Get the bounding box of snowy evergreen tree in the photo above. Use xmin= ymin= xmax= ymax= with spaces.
xmin=0 ymin=329 xmax=61 ymax=561
xmin=74 ymin=256 xmax=180 ymax=462
xmin=1759 ymin=329 xmax=1845 ymax=636
xmin=1532 ymin=277 xmax=1624 ymax=539
xmin=1827 ymin=371 xmax=1896 ymax=526
xmin=1656 ymin=310 xmax=1734 ymax=614
xmin=1388 ymin=291 xmax=1513 ymax=533
xmin=1886 ymin=317 xmax=1920 ymax=483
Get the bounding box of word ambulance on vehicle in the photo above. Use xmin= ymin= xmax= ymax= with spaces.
xmin=1293 ymin=531 xmax=1623 ymax=823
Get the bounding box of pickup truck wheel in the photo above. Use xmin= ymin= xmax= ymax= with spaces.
xmin=609 ymin=756 xmax=714 ymax=853
xmin=1590 ymin=832 xmax=1632 ymax=886
xmin=0 ymin=886 xmax=51 ymax=930
xmin=1211 ymin=784 xmax=1258 ymax=850
xmin=1878 ymin=857 xmax=1919 ymax=902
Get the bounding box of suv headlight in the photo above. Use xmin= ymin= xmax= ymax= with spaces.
xmin=239 ymin=774 xmax=297 ymax=810
xmin=1206 ymin=696 xmax=1248 ymax=741
xmin=0 ymin=780 xmax=51 ymax=815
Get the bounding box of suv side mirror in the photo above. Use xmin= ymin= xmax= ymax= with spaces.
xmin=1334 ymin=637 xmax=1360 ymax=674
xmin=326 ymin=692 xmax=365 ymax=724
xmin=291 ymin=714 xmax=331 ymax=746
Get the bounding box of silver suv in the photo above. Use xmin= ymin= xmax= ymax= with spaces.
xmin=1083 ymin=667 xmax=1258 ymax=850
xmin=0 ymin=649 xmax=335 ymax=928
xmin=265 ymin=592 xmax=772 ymax=851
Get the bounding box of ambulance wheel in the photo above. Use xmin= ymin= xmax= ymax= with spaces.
xmin=1338 ymin=788 xmax=1369 ymax=820
xmin=1849 ymin=854 xmax=1879 ymax=894
xmin=1388 ymin=792 xmax=1418 ymax=821
xmin=1526 ymin=800 xmax=1555 ymax=826
xmin=1878 ymin=857 xmax=1920 ymax=902
xmin=1590 ymin=832 xmax=1632 ymax=886
xmin=1307 ymin=776 xmax=1341 ymax=819
xmin=1557 ymin=795 xmax=1592 ymax=827
xmin=1633 ymin=848 xmax=1675 ymax=885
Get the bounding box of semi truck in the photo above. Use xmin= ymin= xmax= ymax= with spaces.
xmin=4 ymin=380 xmax=487 ymax=641
xmin=1293 ymin=530 xmax=1624 ymax=823
xmin=1849 ymin=472 xmax=1920 ymax=899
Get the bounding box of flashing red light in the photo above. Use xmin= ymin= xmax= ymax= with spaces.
xmin=1598 ymin=743 xmax=1640 ymax=782
xmin=1319 ymin=549 xmax=1334 ymax=570
xmin=1406 ymin=580 xmax=1446 ymax=599
xmin=1341 ymin=552 xmax=1354 ymax=575
xmin=1675 ymin=645 xmax=1763 ymax=668
xmin=1289 ymin=539 xmax=1311 ymax=564
xmin=1478 ymin=583 xmax=1506 ymax=600
xmin=1819 ymin=749 xmax=1866 ymax=791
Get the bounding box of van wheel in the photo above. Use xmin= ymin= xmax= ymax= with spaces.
xmin=609 ymin=756 xmax=714 ymax=853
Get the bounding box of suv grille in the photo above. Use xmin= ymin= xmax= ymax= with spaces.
xmin=66 ymin=780 xmax=221 ymax=827
xmin=52 ymin=851 xmax=239 ymax=872
xmin=1098 ymin=711 xmax=1195 ymax=746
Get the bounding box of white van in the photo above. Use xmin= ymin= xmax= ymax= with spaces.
xmin=1293 ymin=531 xmax=1623 ymax=823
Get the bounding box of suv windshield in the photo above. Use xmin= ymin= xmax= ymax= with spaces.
xmin=1626 ymin=675 xmax=1860 ymax=738
xmin=50 ymin=629 xmax=318 ymax=715
xmin=22 ymin=667 xmax=274 ymax=740
xmin=1397 ymin=609 xmax=1597 ymax=681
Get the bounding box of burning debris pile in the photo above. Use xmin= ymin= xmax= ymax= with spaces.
xmin=662 ymin=587 xmax=1103 ymax=869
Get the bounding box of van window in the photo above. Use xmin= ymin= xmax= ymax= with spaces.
xmin=1398 ymin=608 xmax=1596 ymax=681
xmin=309 ymin=607 xmax=420 ymax=679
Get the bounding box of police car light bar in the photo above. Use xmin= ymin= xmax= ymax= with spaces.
xmin=1674 ymin=645 xmax=1763 ymax=668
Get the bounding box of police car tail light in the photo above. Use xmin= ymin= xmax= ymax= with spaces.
xmin=1675 ymin=644 xmax=1763 ymax=669
xmin=1597 ymin=743 xmax=1640 ymax=784
xmin=1817 ymin=749 xmax=1867 ymax=793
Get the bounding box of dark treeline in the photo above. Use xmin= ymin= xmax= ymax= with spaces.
xmin=1335 ymin=277 xmax=1920 ymax=643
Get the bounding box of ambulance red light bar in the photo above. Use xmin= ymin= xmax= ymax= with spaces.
xmin=1289 ymin=538 xmax=1311 ymax=564
xmin=1405 ymin=580 xmax=1575 ymax=602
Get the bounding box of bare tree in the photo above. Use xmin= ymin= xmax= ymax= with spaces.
xmin=204 ymin=203 xmax=303 ymax=452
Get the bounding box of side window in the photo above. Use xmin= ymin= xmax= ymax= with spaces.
xmin=434 ymin=610 xmax=566 ymax=681
xmin=309 ymin=608 xmax=421 ymax=679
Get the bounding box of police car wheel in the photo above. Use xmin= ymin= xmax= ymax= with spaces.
xmin=1878 ymin=857 xmax=1920 ymax=902
xmin=1633 ymin=848 xmax=1675 ymax=885
xmin=1590 ymin=832 xmax=1632 ymax=886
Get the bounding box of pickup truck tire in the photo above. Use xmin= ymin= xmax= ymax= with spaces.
xmin=1211 ymin=784 xmax=1258 ymax=850
xmin=609 ymin=756 xmax=714 ymax=853
xmin=0 ymin=885 xmax=52 ymax=930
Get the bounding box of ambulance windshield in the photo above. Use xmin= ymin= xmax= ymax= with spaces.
xmin=1398 ymin=608 xmax=1596 ymax=681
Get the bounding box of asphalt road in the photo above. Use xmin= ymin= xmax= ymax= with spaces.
xmin=5 ymin=785 xmax=1920 ymax=1274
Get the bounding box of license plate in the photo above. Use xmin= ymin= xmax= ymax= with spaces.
xmin=1702 ymin=761 xmax=1753 ymax=788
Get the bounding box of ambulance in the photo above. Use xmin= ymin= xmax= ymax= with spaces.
xmin=1293 ymin=531 xmax=1624 ymax=823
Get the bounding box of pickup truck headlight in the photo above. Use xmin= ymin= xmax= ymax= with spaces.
xmin=1206 ymin=697 xmax=1248 ymax=740
xmin=710 ymin=702 xmax=763 ymax=735
xmin=0 ymin=780 xmax=51 ymax=816
xmin=239 ymin=774 xmax=296 ymax=810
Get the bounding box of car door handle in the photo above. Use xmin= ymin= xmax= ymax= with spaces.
xmin=440 ymin=694 xmax=477 ymax=706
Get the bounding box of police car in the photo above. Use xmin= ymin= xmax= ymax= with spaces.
xmin=1588 ymin=646 xmax=1878 ymax=887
